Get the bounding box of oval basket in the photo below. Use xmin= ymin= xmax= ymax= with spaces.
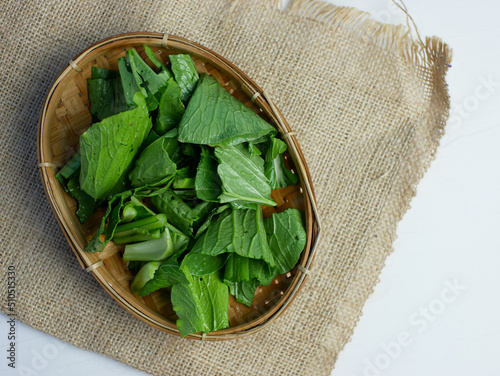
xmin=37 ymin=32 xmax=321 ymax=340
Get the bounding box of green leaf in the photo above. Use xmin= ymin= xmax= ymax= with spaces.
xmin=127 ymin=48 xmax=170 ymax=111
xmin=151 ymin=188 xmax=198 ymax=236
xmin=91 ymin=66 xmax=118 ymax=79
xmin=248 ymin=142 xmax=262 ymax=156
xmin=177 ymin=74 xmax=276 ymax=146
xmin=87 ymin=65 xmax=127 ymax=123
xmin=87 ymin=78 xmax=115 ymax=123
xmin=195 ymin=147 xmax=222 ymax=202
xmin=194 ymin=204 xmax=230 ymax=239
xmin=143 ymin=45 xmax=173 ymax=82
xmin=166 ymin=223 xmax=190 ymax=253
xmin=140 ymin=129 xmax=161 ymax=152
xmin=154 ymin=78 xmax=185 ymax=135
xmin=215 ymin=144 xmax=276 ymax=207
xmin=171 ymin=270 xmax=229 ymax=337
xmin=172 ymin=189 xmax=197 ymax=201
xmin=79 ymin=92 xmax=152 ymax=200
xmin=112 ymin=77 xmax=128 ymax=115
xmin=56 ymin=151 xmax=98 ymax=223
xmin=131 ymin=261 xmax=161 ymax=295
xmin=129 ymin=136 xmax=178 ymax=187
xmin=123 ymin=227 xmax=174 ymax=261
xmin=56 ymin=151 xmax=81 ymax=182
xmin=113 ymin=213 xmax=167 ymax=244
xmin=191 ymin=209 xmax=233 ymax=256
xmin=117 ymin=57 xmax=140 ymax=110
xmin=66 ymin=174 xmax=97 ymax=223
xmin=192 ymin=201 xmax=219 ymax=227
xmin=121 ymin=196 xmax=156 ymax=222
xmin=226 ymin=279 xmax=259 ymax=307
xmin=193 ymin=207 xmax=275 ymax=269
xmin=181 ymin=253 xmax=227 ymax=277
xmin=264 ymin=137 xmax=298 ymax=189
xmin=264 ymin=209 xmax=307 ymax=275
xmin=85 ymin=190 xmax=134 ymax=253
xmin=231 ymin=207 xmax=275 ymax=268
xmin=138 ymin=257 xmax=187 ymax=297
xmin=223 ymin=253 xmax=273 ymax=285
xmin=170 ymin=54 xmax=199 ymax=103
xmin=265 ymin=154 xmax=298 ymax=189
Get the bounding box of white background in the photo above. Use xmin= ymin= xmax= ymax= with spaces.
xmin=2 ymin=1 xmax=500 ymax=375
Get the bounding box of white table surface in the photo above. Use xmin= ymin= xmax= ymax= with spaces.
xmin=2 ymin=1 xmax=500 ymax=375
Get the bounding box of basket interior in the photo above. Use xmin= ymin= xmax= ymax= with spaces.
xmin=39 ymin=35 xmax=313 ymax=339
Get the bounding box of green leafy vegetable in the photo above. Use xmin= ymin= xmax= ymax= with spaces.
xmin=138 ymin=257 xmax=187 ymax=297
xmin=177 ymin=74 xmax=276 ymax=146
xmin=172 ymin=167 xmax=196 ymax=190
xmin=171 ymin=269 xmax=229 ymax=337
xmin=181 ymin=253 xmax=227 ymax=277
xmin=129 ymin=136 xmax=178 ymax=187
xmin=123 ymin=227 xmax=174 ymax=261
xmin=113 ymin=213 xmax=167 ymax=245
xmin=265 ymin=209 xmax=307 ymax=275
xmin=127 ymin=48 xmax=170 ymax=111
xmin=117 ymin=57 xmax=140 ymax=110
xmin=56 ymin=151 xmax=97 ymax=223
xmin=85 ymin=190 xmax=133 ymax=253
xmin=87 ymin=78 xmax=115 ymax=122
xmin=143 ymin=45 xmax=173 ymax=82
xmin=166 ymin=223 xmax=190 ymax=254
xmin=191 ymin=209 xmax=233 ymax=256
xmin=215 ymin=144 xmax=276 ymax=207
xmin=91 ymin=66 xmax=118 ymax=79
xmin=154 ymin=78 xmax=185 ymax=135
xmin=264 ymin=137 xmax=298 ymax=189
xmin=151 ymin=188 xmax=198 ymax=236
xmin=193 ymin=207 xmax=275 ymax=270
xmin=131 ymin=261 xmax=161 ymax=295
xmin=195 ymin=147 xmax=222 ymax=202
xmin=87 ymin=66 xmax=127 ymax=123
xmin=56 ymin=150 xmax=82 ymax=180
xmin=79 ymin=92 xmax=152 ymax=200
xmin=120 ymin=196 xmax=156 ymax=223
xmin=170 ymin=54 xmax=199 ymax=103
xmin=223 ymin=253 xmax=273 ymax=285
xmin=65 ymin=175 xmax=98 ymax=223
xmin=192 ymin=201 xmax=219 ymax=229
xmin=226 ymin=279 xmax=260 ymax=307
xmin=194 ymin=204 xmax=230 ymax=239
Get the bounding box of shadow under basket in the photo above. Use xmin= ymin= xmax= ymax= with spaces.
xmin=37 ymin=32 xmax=321 ymax=340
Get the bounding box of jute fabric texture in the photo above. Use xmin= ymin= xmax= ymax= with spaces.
xmin=0 ymin=0 xmax=452 ymax=375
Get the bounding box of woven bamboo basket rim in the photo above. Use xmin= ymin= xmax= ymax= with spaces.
xmin=37 ymin=32 xmax=322 ymax=340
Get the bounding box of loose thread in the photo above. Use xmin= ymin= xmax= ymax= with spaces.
xmin=391 ymin=0 xmax=424 ymax=47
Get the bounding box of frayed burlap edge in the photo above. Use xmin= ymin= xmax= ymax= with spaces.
xmin=287 ymin=0 xmax=452 ymax=368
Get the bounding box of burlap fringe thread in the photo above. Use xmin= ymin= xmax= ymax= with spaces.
xmin=288 ymin=0 xmax=452 ymax=70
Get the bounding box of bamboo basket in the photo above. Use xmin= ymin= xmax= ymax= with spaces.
xmin=37 ymin=32 xmax=321 ymax=340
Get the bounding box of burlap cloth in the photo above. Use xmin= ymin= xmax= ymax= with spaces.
xmin=0 ymin=0 xmax=451 ymax=374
